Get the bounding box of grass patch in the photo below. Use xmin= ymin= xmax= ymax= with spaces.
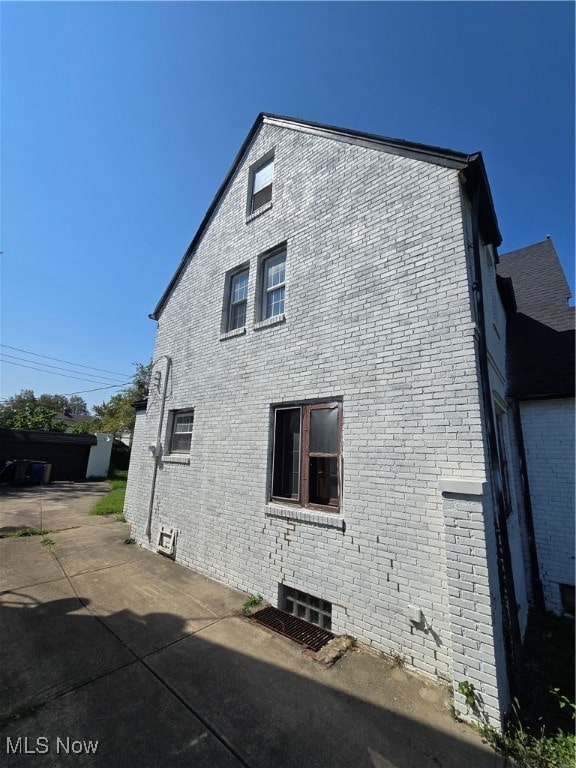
xmin=91 ymin=469 xmax=127 ymax=516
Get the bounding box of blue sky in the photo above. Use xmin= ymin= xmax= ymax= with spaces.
xmin=1 ymin=2 xmax=574 ymax=410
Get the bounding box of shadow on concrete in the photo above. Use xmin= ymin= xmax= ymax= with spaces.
xmin=0 ymin=592 xmax=501 ymax=768
xmin=0 ymin=481 xmax=107 ymax=504
xmin=0 ymin=483 xmax=110 ymax=535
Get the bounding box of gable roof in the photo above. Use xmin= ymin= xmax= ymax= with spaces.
xmin=497 ymin=239 xmax=575 ymax=399
xmin=150 ymin=113 xmax=501 ymax=320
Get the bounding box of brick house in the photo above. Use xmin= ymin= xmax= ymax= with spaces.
xmin=125 ymin=114 xmax=546 ymax=725
xmin=497 ymin=239 xmax=575 ymax=617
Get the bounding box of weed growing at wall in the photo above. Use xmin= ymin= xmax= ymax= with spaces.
xmin=457 ymin=680 xmax=575 ymax=768
xmin=242 ymin=594 xmax=263 ymax=613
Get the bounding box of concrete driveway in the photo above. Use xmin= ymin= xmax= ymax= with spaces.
xmin=0 ymin=482 xmax=503 ymax=767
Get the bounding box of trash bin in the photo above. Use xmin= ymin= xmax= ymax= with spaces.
xmin=42 ymin=464 xmax=52 ymax=484
xmin=30 ymin=462 xmax=46 ymax=485
xmin=13 ymin=460 xmax=29 ymax=485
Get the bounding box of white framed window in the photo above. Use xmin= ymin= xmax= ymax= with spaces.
xmin=228 ymin=268 xmax=249 ymax=331
xmin=170 ymin=411 xmax=194 ymax=453
xmin=250 ymin=157 xmax=274 ymax=213
xmin=262 ymin=251 xmax=286 ymax=320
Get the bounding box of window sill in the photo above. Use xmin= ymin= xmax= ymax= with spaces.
xmin=246 ymin=201 xmax=273 ymax=223
xmin=265 ymin=503 xmax=345 ymax=531
xmin=163 ymin=455 xmax=190 ymax=465
xmin=254 ymin=314 xmax=285 ymax=331
xmin=220 ymin=327 xmax=246 ymax=341
xmin=220 ymin=325 xmax=246 ymax=341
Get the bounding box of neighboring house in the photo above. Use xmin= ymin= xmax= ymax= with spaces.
xmin=0 ymin=430 xmax=113 ymax=481
xmin=125 ymin=114 xmax=550 ymax=726
xmin=55 ymin=409 xmax=95 ymax=429
xmin=118 ymin=430 xmax=133 ymax=447
xmin=497 ymin=239 xmax=575 ymax=617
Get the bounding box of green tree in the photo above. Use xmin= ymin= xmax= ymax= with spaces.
xmin=92 ymin=362 xmax=151 ymax=438
xmin=9 ymin=404 xmax=66 ymax=431
xmin=37 ymin=393 xmax=89 ymax=416
xmin=0 ymin=390 xmax=88 ymax=430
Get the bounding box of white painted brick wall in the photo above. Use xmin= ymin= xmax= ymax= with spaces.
xmin=441 ymin=479 xmax=510 ymax=724
xmin=125 ymin=121 xmax=507 ymax=721
xmin=520 ymin=398 xmax=575 ymax=613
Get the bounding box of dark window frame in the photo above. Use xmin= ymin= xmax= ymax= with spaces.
xmin=169 ymin=410 xmax=194 ymax=454
xmin=227 ymin=268 xmax=249 ymax=331
xmin=271 ymin=401 xmax=342 ymax=513
xmin=250 ymin=156 xmax=274 ymax=213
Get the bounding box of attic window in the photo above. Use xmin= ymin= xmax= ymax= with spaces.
xmin=251 ymin=157 xmax=273 ymax=213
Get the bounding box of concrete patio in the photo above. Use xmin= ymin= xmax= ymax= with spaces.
xmin=0 ymin=482 xmax=504 ymax=767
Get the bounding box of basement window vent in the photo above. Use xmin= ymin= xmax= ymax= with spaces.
xmin=251 ymin=606 xmax=334 ymax=651
xmin=157 ymin=525 xmax=176 ymax=556
xmin=281 ymin=586 xmax=332 ymax=631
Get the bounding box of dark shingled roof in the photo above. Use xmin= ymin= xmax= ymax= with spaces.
xmin=497 ymin=239 xmax=575 ymax=399
xmin=0 ymin=430 xmax=97 ymax=446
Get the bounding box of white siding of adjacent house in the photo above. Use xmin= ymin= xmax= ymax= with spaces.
xmin=520 ymin=398 xmax=576 ymax=614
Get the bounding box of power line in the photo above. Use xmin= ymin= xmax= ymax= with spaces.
xmin=59 ymin=384 xmax=129 ymax=396
xmin=1 ymin=353 xmax=126 ymax=383
xmin=0 ymin=357 xmax=132 ymax=386
xmin=0 ymin=344 xmax=132 ymax=377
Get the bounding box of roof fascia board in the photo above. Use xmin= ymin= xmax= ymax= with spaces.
xmin=459 ymin=153 xmax=502 ymax=247
xmin=151 ymin=113 xmax=265 ymax=320
xmin=514 ymin=391 xmax=576 ymax=402
xmin=262 ymin=114 xmax=470 ymax=170
xmin=151 ymin=113 xmax=500 ymax=319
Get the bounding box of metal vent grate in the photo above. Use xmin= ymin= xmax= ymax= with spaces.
xmin=251 ymin=606 xmax=334 ymax=651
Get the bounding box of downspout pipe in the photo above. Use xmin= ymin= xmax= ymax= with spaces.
xmin=469 ymin=183 xmax=524 ymax=703
xmin=145 ymin=355 xmax=172 ymax=540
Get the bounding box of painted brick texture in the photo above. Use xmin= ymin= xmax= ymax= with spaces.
xmin=444 ymin=491 xmax=510 ymax=724
xmin=520 ymin=398 xmax=575 ymax=613
xmin=125 ymin=120 xmax=506 ymax=717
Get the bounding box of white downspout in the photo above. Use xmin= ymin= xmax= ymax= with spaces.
xmin=145 ymin=355 xmax=172 ymax=540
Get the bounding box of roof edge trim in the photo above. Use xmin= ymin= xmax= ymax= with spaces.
xmin=261 ymin=113 xmax=472 ymax=170
xmin=150 ymin=113 xmax=265 ymax=320
xmin=150 ymin=113 xmax=499 ymax=319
